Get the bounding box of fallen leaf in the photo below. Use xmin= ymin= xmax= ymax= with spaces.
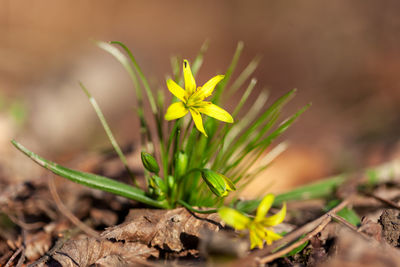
xmin=102 ymin=208 xmax=220 ymax=252
xmin=51 ymin=237 xmax=158 ymax=266
xmin=90 ymin=208 xmax=118 ymax=227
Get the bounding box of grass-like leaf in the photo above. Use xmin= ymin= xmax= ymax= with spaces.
xmin=11 ymin=140 xmax=169 ymax=209
xmin=212 ymin=41 xmax=244 ymax=103
xmin=110 ymin=41 xmax=158 ymax=114
xmin=274 ymin=175 xmax=346 ymax=205
xmin=227 ymin=56 xmax=261 ymax=98
xmin=80 ymin=82 xmax=137 ymax=185
xmin=96 ymin=41 xmax=152 ymax=149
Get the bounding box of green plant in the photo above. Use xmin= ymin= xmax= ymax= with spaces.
xmin=12 ymin=41 xmax=308 ymax=246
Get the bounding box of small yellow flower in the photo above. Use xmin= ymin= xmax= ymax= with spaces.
xmin=164 ymin=60 xmax=234 ymax=137
xmin=218 ymin=194 xmax=286 ymax=249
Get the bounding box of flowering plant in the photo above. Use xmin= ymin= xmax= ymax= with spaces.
xmin=12 ymin=41 xmax=308 ymax=247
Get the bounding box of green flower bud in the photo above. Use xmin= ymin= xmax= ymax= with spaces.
xmin=141 ymin=152 xmax=160 ymax=173
xmin=152 ymin=175 xmax=167 ymax=193
xmin=148 ymin=175 xmax=166 ymax=200
xmin=174 ymin=151 xmax=188 ymax=178
xmin=201 ymin=169 xmax=236 ymax=197
xmin=167 ymin=175 xmax=175 ymax=190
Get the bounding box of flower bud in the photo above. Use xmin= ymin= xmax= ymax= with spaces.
xmin=174 ymin=151 xmax=188 ymax=178
xmin=167 ymin=175 xmax=175 ymax=190
xmin=141 ymin=152 xmax=160 ymax=173
xmin=148 ymin=175 xmax=166 ymax=200
xmin=201 ymin=169 xmax=236 ymax=197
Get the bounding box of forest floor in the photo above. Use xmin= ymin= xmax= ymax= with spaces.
xmin=2 ymin=144 xmax=400 ymax=267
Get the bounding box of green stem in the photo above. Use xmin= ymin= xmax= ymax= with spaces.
xmin=177 ymin=200 xmax=218 ymax=214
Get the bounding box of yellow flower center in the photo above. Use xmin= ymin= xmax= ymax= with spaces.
xmin=185 ymin=91 xmax=202 ymax=107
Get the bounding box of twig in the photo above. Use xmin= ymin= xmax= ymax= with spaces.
xmin=331 ymin=213 xmax=358 ymax=231
xmin=258 ymin=216 xmax=332 ymax=264
xmin=16 ymin=249 xmax=25 ymax=267
xmin=5 ymin=246 xmax=24 ymax=267
xmin=48 ymin=175 xmax=100 ymax=238
xmin=5 ymin=228 xmax=28 ymax=267
xmin=0 ymin=251 xmax=13 ymax=266
xmin=7 ymin=214 xmax=45 ymax=231
xmin=364 ymin=192 xmax=400 ymax=210
xmin=269 ymin=197 xmax=350 ymax=253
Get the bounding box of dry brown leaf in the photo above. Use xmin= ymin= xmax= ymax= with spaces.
xmin=90 ymin=208 xmax=118 ymax=227
xmin=51 ymin=237 xmax=158 ymax=266
xmin=93 ymin=254 xmax=130 ymax=267
xmin=102 ymin=208 xmax=220 ymax=252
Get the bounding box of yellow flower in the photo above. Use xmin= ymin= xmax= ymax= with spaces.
xmin=164 ymin=60 xmax=234 ymax=137
xmin=218 ymin=194 xmax=286 ymax=249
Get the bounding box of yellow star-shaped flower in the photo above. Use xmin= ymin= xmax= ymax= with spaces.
xmin=164 ymin=60 xmax=234 ymax=137
xmin=218 ymin=194 xmax=286 ymax=249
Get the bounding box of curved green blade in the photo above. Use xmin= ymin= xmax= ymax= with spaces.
xmin=11 ymin=140 xmax=168 ymax=209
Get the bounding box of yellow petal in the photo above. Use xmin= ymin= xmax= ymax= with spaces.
xmin=193 ymin=75 xmax=224 ymax=100
xmin=256 ymin=194 xmax=275 ymax=221
xmin=166 ymin=79 xmax=187 ymax=102
xmin=165 ymin=102 xmax=188 ymax=120
xmin=189 ymin=108 xmax=207 ymax=137
xmin=261 ymin=202 xmax=286 ymax=227
xmin=197 ymin=102 xmax=234 ymax=123
xmin=249 ymin=226 xmax=265 ymax=249
xmin=265 ymin=230 xmax=282 ymax=245
xmin=254 ymin=224 xmax=267 ymax=239
xmin=183 ymin=60 xmax=196 ymax=95
xmin=218 ymin=207 xmax=250 ymax=230
xmin=221 ymin=174 xmax=236 ymax=191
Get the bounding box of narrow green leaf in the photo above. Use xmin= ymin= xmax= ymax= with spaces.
xmin=285 ymin=235 xmax=309 ymax=257
xmin=222 ymin=90 xmax=269 ymax=151
xmin=220 ymin=89 xmax=297 ymax=167
xmin=249 ymin=103 xmax=311 ymax=151
xmin=96 ymin=41 xmax=141 ymax=101
xmin=227 ymin=55 xmax=261 ymax=97
xmin=80 ymin=83 xmax=137 ymax=185
xmin=234 ymin=199 xmax=261 ymax=214
xmin=11 ymin=140 xmax=168 ymax=209
xmin=325 ymin=199 xmax=361 ymax=226
xmin=274 ymin=175 xmax=346 ymax=206
xmin=170 ymin=56 xmax=181 ymax=83
xmin=232 ymin=78 xmax=257 ymax=117
xmin=110 ymin=41 xmax=158 ymax=114
xmin=213 ymin=41 xmax=244 ymax=103
xmin=191 ymin=40 xmax=209 ymax=78
xmin=96 ymin=41 xmax=151 ymax=149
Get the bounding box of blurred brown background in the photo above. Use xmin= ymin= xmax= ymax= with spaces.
xmin=1 ymin=0 xmax=399 ymax=194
